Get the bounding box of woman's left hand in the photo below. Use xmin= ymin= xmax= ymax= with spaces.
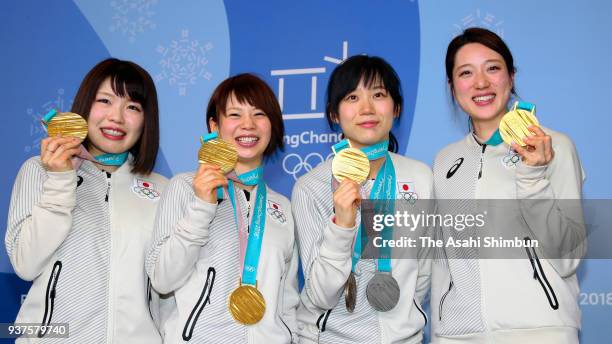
xmin=511 ymin=126 xmax=554 ymax=166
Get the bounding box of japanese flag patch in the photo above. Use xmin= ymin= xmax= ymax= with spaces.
xmin=397 ymin=181 xmax=418 ymax=204
xmin=267 ymin=200 xmax=287 ymax=224
xmin=132 ymin=178 xmax=160 ymax=201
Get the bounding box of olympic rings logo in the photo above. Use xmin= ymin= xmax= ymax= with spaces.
xmin=282 ymin=152 xmax=334 ymax=180
xmin=267 ymin=207 xmax=287 ymax=223
xmin=400 ymin=191 xmax=418 ymax=204
xmin=502 ymin=152 xmax=520 ymax=168
xmin=133 ymin=186 xmax=160 ymax=200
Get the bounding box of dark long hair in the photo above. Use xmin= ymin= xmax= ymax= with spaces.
xmin=71 ymin=58 xmax=159 ymax=174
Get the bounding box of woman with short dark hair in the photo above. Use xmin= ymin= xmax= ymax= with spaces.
xmin=146 ymin=73 xmax=298 ymax=343
xmin=6 ymin=58 xmax=167 ymax=343
xmin=293 ymin=55 xmax=433 ymax=343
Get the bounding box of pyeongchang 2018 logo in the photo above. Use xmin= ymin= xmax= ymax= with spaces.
xmin=272 ymin=41 xmax=348 ymax=180
xmin=270 ymin=40 xmax=348 ymax=121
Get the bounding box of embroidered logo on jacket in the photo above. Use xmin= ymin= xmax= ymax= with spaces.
xmin=398 ymin=181 xmax=418 ymax=204
xmin=446 ymin=157 xmax=464 ymax=179
xmin=267 ymin=200 xmax=287 ymax=224
xmin=132 ymin=178 xmax=160 ymax=200
xmin=502 ymin=150 xmax=520 ymax=169
xmin=77 ymin=176 xmax=84 ymax=187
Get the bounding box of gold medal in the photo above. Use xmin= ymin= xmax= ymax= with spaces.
xmin=344 ymin=271 xmax=357 ymax=313
xmin=332 ymin=147 xmax=370 ymax=184
xmin=228 ymin=284 xmax=266 ymax=325
xmin=198 ymin=136 xmax=237 ymax=174
xmin=46 ymin=112 xmax=88 ymax=140
xmin=499 ymin=102 xmax=540 ymax=146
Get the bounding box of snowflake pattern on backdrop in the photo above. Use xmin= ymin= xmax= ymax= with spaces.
xmin=109 ymin=0 xmax=157 ymax=43
xmin=453 ymin=8 xmax=504 ymax=37
xmin=25 ymin=89 xmax=72 ymax=153
xmin=156 ymin=29 xmax=213 ymax=96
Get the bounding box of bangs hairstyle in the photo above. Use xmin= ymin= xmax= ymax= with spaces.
xmin=325 ymin=55 xmax=403 ymax=153
xmin=446 ymin=27 xmax=516 ymax=96
xmin=71 ymin=58 xmax=159 ymax=175
xmin=206 ymin=73 xmax=284 ymax=157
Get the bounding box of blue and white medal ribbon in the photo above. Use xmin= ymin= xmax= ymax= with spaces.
xmin=94 ymin=152 xmax=129 ymax=166
xmin=331 ymin=139 xmax=395 ymax=273
xmin=334 ymin=139 xmax=401 ymax=311
xmin=226 ymin=168 xmax=268 ymax=325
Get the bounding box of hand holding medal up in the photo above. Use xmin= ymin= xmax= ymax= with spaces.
xmin=332 ymin=139 xmax=401 ymax=313
xmin=197 ymin=131 xmax=268 ymax=325
xmin=40 ymin=109 xmax=87 ymax=172
xmin=499 ymin=101 xmax=554 ymax=167
xmin=194 ymin=132 xmax=235 ymax=203
xmin=331 ymin=142 xmax=370 ymax=228
xmin=331 ymin=140 xmax=371 ymax=313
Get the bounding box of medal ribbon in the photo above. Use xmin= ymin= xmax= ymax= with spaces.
xmin=235 ymin=166 xmax=263 ymax=186
xmin=332 ymin=139 xmax=395 ymax=273
xmin=42 ymin=109 xmax=129 ymax=167
xmin=485 ymin=130 xmax=504 ymax=146
xmin=226 ymin=171 xmax=267 ymax=286
xmin=93 ymin=152 xmax=129 ymax=166
xmin=517 ymin=100 xmax=535 ymax=112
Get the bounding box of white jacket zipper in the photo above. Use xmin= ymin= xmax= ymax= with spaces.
xmin=105 ymin=171 xmax=115 ymax=343
xmin=478 ymin=144 xmax=487 ymax=180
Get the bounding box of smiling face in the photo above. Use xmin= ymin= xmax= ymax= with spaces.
xmin=86 ymin=77 xmax=145 ymax=156
xmin=334 ymin=78 xmax=398 ymax=149
xmin=451 ymin=43 xmax=515 ymax=126
xmin=209 ymin=93 xmax=272 ymax=170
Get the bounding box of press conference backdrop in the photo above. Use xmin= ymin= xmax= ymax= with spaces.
xmin=1 ymin=0 xmax=610 ymax=342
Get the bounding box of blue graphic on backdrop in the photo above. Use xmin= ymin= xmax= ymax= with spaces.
xmin=225 ymin=0 xmax=420 ymax=197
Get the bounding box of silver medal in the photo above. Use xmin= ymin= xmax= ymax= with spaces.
xmin=366 ymin=273 xmax=400 ymax=312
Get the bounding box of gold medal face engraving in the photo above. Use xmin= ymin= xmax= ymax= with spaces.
xmin=332 ymin=148 xmax=370 ymax=184
xmin=499 ymin=103 xmax=540 ymax=146
xmin=47 ymin=112 xmax=88 ymax=140
xmin=228 ymin=284 xmax=266 ymax=325
xmin=198 ymin=138 xmax=238 ymax=174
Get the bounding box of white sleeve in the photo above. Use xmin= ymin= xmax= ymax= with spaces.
xmin=145 ymin=175 xmax=217 ymax=294
xmin=292 ymin=181 xmax=358 ymax=311
xmin=414 ymin=195 xmax=435 ymax=306
xmin=279 ymin=239 xmax=300 ymax=343
xmin=5 ymin=158 xmax=77 ymax=281
xmin=516 ymin=132 xmax=586 ymax=277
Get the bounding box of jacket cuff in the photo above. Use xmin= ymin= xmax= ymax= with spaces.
xmin=516 ymin=162 xmax=547 ymax=182
xmin=181 ymin=196 xmax=217 ymax=237
xmin=319 ymin=216 xmax=358 ymax=259
xmin=40 ymin=170 xmax=77 ymax=208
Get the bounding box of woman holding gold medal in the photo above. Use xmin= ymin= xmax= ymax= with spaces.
xmin=431 ymin=28 xmax=585 ymax=343
xmin=5 ymin=58 xmax=167 ymax=342
xmin=292 ymin=55 xmax=433 ymax=343
xmin=146 ymin=74 xmax=299 ymax=343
